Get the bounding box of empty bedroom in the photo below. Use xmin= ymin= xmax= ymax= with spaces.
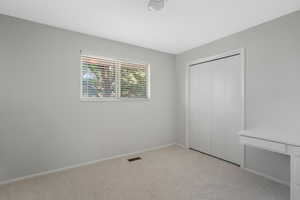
xmin=1 ymin=0 xmax=300 ymax=200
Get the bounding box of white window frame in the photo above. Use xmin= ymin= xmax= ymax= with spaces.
xmin=80 ymin=55 xmax=151 ymax=102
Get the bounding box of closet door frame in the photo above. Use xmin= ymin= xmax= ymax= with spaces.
xmin=185 ymin=48 xmax=246 ymax=167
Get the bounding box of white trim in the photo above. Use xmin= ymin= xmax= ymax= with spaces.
xmin=185 ymin=65 xmax=190 ymax=148
xmin=239 ymin=49 xmax=246 ymax=169
xmin=185 ymin=48 xmax=246 ymax=150
xmin=176 ymin=143 xmax=186 ymax=149
xmin=240 ymin=142 xmax=245 ymax=168
xmin=187 ymin=49 xmax=243 ymax=67
xmin=185 ymin=48 xmax=246 ymax=168
xmin=290 ymin=151 xmax=300 ymax=200
xmin=241 ymin=48 xmax=246 ymax=130
xmin=291 ymin=154 xmax=295 ymax=200
xmin=80 ymin=52 xmax=150 ymax=66
xmin=80 ymin=97 xmax=151 ymax=102
xmin=0 ymin=143 xmax=176 ymax=186
xmin=146 ymin=64 xmax=151 ymax=99
xmin=243 ymin=167 xmax=290 ymax=186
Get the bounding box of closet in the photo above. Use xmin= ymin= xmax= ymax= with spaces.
xmin=189 ymin=53 xmax=243 ymax=165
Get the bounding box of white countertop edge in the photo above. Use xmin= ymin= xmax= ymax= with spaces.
xmin=238 ymin=130 xmax=300 ymax=147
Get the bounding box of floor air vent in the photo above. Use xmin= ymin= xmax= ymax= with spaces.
xmin=128 ymin=157 xmax=142 ymax=162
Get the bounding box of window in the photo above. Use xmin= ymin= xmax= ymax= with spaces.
xmin=81 ymin=55 xmax=150 ymax=100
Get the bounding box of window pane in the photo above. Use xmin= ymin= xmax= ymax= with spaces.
xmin=81 ymin=56 xmax=149 ymax=100
xmin=120 ymin=65 xmax=147 ymax=98
xmin=81 ymin=58 xmax=117 ymax=98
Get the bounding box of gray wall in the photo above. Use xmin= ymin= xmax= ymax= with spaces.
xmin=0 ymin=14 xmax=176 ymax=182
xmin=176 ymin=10 xmax=300 ymax=183
xmin=1 ymin=9 xmax=299 ymax=184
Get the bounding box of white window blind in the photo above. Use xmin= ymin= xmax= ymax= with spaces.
xmin=81 ymin=55 xmax=150 ymax=100
xmin=81 ymin=56 xmax=118 ymax=98
xmin=120 ymin=61 xmax=148 ymax=98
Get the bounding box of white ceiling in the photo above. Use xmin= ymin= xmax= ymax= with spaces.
xmin=0 ymin=0 xmax=300 ymax=54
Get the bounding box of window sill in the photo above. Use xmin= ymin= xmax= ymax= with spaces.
xmin=80 ymin=97 xmax=151 ymax=102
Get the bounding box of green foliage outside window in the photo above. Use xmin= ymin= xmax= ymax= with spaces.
xmin=121 ymin=67 xmax=147 ymax=98
xmin=81 ymin=57 xmax=148 ymax=99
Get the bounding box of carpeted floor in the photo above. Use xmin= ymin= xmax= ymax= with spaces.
xmin=0 ymin=145 xmax=289 ymax=200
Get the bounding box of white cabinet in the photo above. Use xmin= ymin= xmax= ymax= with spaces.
xmin=293 ymin=155 xmax=300 ymax=185
xmin=189 ymin=53 xmax=243 ymax=165
xmin=240 ymin=136 xmax=287 ymax=154
xmin=292 ymin=185 xmax=300 ymax=200
xmin=290 ymin=146 xmax=300 ymax=200
xmin=239 ymin=133 xmax=300 ymax=200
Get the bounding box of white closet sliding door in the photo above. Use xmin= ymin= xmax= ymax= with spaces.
xmin=190 ymin=62 xmax=213 ymax=154
xmin=189 ymin=54 xmax=243 ymax=165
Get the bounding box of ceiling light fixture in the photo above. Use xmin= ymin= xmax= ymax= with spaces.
xmin=147 ymin=0 xmax=167 ymax=11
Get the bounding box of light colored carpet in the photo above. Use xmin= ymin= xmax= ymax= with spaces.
xmin=0 ymin=145 xmax=289 ymax=200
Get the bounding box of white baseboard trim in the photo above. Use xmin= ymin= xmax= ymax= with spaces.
xmin=176 ymin=143 xmax=186 ymax=149
xmin=243 ymin=167 xmax=290 ymax=186
xmin=0 ymin=143 xmax=176 ymax=186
